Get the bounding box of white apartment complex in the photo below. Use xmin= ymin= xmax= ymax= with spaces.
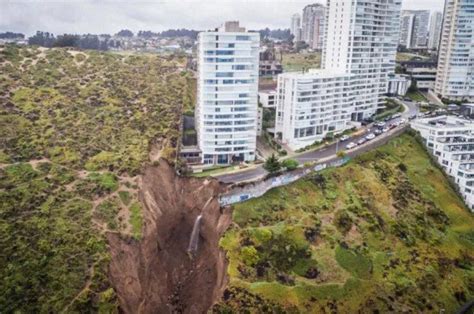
xmin=276 ymin=0 xmax=401 ymax=150
xmin=275 ymin=70 xmax=353 ymax=149
xmin=428 ymin=11 xmax=443 ymax=50
xmin=291 ymin=13 xmax=302 ymax=42
xmin=411 ymin=116 xmax=474 ymax=211
xmin=196 ymin=21 xmax=260 ymax=164
xmin=399 ymin=10 xmax=430 ymax=48
xmin=435 ymin=0 xmax=474 ymax=102
xmin=302 ymin=3 xmax=326 ymax=50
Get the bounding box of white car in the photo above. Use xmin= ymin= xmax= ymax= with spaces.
xmin=346 ymin=142 xmax=357 ymax=149
xmin=340 ymin=135 xmax=350 ymax=141
xmin=382 ymin=127 xmax=390 ymax=133
xmin=365 ymin=133 xmax=376 ymax=140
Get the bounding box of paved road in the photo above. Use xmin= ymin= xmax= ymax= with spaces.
xmin=216 ymin=99 xmax=418 ymax=184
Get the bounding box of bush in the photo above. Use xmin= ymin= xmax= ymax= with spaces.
xmin=282 ymin=159 xmax=299 ymax=171
xmin=334 ymin=210 xmax=353 ymax=234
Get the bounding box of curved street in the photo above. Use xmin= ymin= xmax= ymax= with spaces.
xmin=215 ymin=98 xmax=418 ymax=183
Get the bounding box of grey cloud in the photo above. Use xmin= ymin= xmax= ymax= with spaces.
xmin=0 ymin=0 xmax=445 ymax=36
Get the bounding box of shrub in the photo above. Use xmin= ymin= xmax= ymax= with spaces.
xmin=282 ymin=159 xmax=299 ymax=171
xmin=241 ymin=246 xmax=260 ymax=266
xmin=334 ymin=210 xmax=353 ymax=234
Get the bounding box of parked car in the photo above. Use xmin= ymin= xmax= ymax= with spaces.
xmin=365 ymin=133 xmax=376 ymax=140
xmin=391 ymin=113 xmax=402 ymax=119
xmin=374 ymin=129 xmax=383 ymax=135
xmin=346 ymin=142 xmax=357 ymax=149
xmin=382 ymin=127 xmax=390 ymax=133
xmin=375 ymin=122 xmax=385 ymax=128
xmin=357 ymin=138 xmax=366 ymax=145
xmin=340 ymin=135 xmax=350 ymax=141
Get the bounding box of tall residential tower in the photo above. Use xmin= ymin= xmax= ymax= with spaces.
xmin=322 ymin=0 xmax=401 ymax=120
xmin=302 ymin=3 xmax=326 ymax=50
xmin=435 ymin=0 xmax=474 ymax=102
xmin=399 ymin=10 xmax=430 ymax=48
xmin=276 ymin=0 xmax=401 ymax=150
xmin=290 ymin=13 xmax=302 ymax=42
xmin=428 ymin=11 xmax=443 ymax=50
xmin=196 ymin=21 xmax=260 ymax=164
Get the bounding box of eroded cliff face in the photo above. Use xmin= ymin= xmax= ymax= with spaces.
xmin=107 ymin=160 xmax=231 ymax=313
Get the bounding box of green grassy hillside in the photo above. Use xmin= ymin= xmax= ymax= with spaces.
xmin=214 ymin=133 xmax=474 ymax=313
xmin=0 ymin=45 xmax=194 ymax=312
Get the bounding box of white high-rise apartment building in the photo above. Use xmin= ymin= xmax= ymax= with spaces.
xmin=399 ymin=13 xmax=415 ymax=48
xmin=435 ymin=0 xmax=474 ymax=102
xmin=196 ymin=21 xmax=260 ymax=164
xmin=302 ymin=3 xmax=326 ymax=50
xmin=322 ymin=0 xmax=401 ymax=120
xmin=399 ymin=10 xmax=430 ymax=48
xmin=275 ymin=0 xmax=401 ymax=150
xmin=428 ymin=11 xmax=443 ymax=50
xmin=275 ymin=70 xmax=353 ymax=149
xmin=291 ymin=13 xmax=302 ymax=42
xmin=411 ymin=116 xmax=474 ymax=211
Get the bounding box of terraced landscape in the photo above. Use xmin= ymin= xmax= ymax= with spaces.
xmin=213 ymin=134 xmax=474 ymax=313
xmin=0 ymin=45 xmax=195 ymax=311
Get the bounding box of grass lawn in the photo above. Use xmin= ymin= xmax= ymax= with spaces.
xmin=406 ymin=91 xmax=428 ymax=102
xmin=281 ymin=52 xmax=321 ymax=72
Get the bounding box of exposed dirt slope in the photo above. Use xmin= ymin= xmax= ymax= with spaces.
xmin=107 ymin=160 xmax=231 ymax=313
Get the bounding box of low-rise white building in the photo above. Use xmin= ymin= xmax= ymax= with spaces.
xmin=406 ymin=67 xmax=437 ymax=91
xmin=275 ymin=69 xmax=354 ymax=150
xmin=258 ymin=90 xmax=277 ymax=108
xmin=387 ymin=74 xmax=411 ymax=96
xmin=411 ymin=116 xmax=474 ymax=211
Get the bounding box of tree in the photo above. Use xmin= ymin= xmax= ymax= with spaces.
xmin=116 ymin=29 xmax=134 ymax=37
xmin=282 ymin=159 xmax=299 ymax=171
xmin=53 ymin=34 xmax=79 ymax=47
xmin=264 ymin=154 xmax=281 ymax=174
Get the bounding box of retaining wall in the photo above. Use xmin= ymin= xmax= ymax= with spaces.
xmin=219 ymin=157 xmax=349 ymax=206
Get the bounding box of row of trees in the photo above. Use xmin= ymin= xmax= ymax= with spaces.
xmin=116 ymin=28 xmax=198 ymax=39
xmin=27 ymin=31 xmax=122 ymax=50
xmin=0 ymin=32 xmax=25 ymax=39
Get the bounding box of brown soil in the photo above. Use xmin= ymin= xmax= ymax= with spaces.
xmin=107 ymin=160 xmax=232 ymax=313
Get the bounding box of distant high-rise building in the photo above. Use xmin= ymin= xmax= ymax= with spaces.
xmin=196 ymin=21 xmax=260 ymax=164
xmin=428 ymin=11 xmax=443 ymax=50
xmin=276 ymin=0 xmax=402 ymax=150
xmin=302 ymin=3 xmax=326 ymax=50
xmin=290 ymin=13 xmax=302 ymax=42
xmin=399 ymin=10 xmax=430 ymax=48
xmin=435 ymin=0 xmax=474 ymax=101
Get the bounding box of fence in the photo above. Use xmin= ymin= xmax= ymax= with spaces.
xmin=219 ymin=157 xmax=350 ymax=206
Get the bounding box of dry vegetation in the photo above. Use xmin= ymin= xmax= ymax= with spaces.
xmin=0 ymin=44 xmax=194 ymax=311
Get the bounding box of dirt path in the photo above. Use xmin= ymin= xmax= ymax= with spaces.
xmin=107 ymin=160 xmax=232 ymax=313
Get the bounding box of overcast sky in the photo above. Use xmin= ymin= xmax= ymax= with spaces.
xmin=1 ymin=0 xmax=445 ymax=36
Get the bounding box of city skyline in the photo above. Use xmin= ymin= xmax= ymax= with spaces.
xmin=1 ymin=0 xmax=444 ymax=36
